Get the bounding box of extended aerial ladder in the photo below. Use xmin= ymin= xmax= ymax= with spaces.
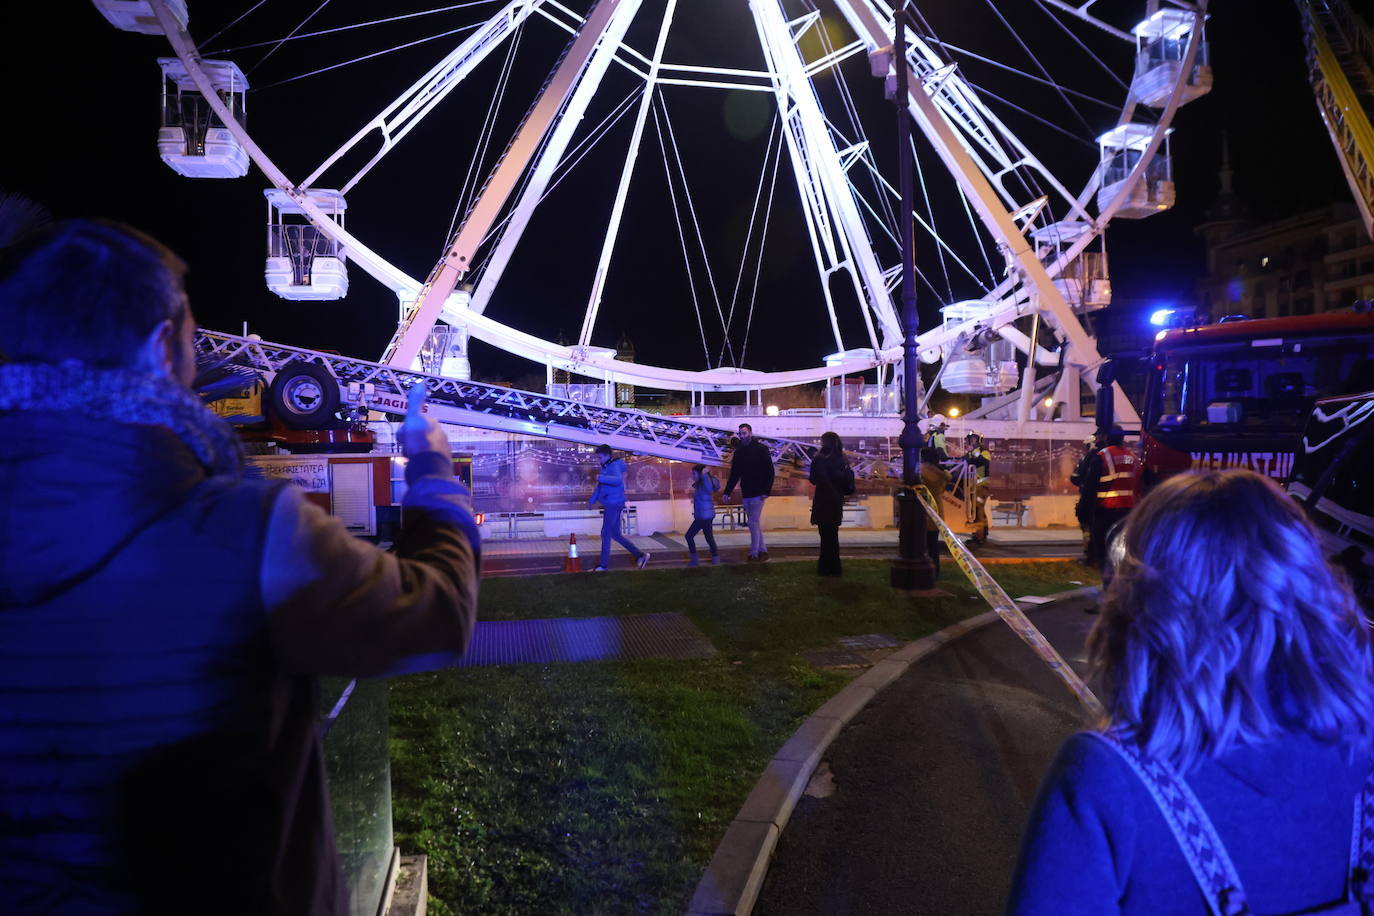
xmin=1301 ymin=0 xmax=1374 ymax=241
xmin=196 ymin=329 xmax=899 ymax=476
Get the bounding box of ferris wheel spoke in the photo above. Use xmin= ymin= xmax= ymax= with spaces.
xmin=1026 ymin=0 xmax=1131 ymax=91
xmin=973 ymin=0 xmax=1094 ymax=135
xmin=301 ymin=0 xmax=540 ymax=191
xmin=578 ymin=0 xmax=679 ymax=351
xmin=932 ymin=41 xmax=1123 ymax=113
xmin=248 ymin=0 xmax=338 ymax=76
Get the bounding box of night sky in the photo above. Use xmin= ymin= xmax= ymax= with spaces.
xmin=2 ymin=0 xmax=1349 ymax=385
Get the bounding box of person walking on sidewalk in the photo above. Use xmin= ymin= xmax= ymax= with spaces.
xmin=1007 ymin=469 xmax=1374 ymax=916
xmin=685 ymin=464 xmax=721 ymax=566
xmin=808 ymin=432 xmax=855 ymax=576
xmin=919 ymin=447 xmax=951 ymax=578
xmin=723 ymin=423 xmax=776 ymax=562
xmin=589 ymin=444 xmax=649 ymax=571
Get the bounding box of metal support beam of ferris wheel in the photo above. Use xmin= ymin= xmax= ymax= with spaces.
xmin=749 ymin=0 xmax=903 ymax=353
xmin=459 ymin=0 xmax=646 ymax=328
xmin=301 ymin=0 xmax=550 ymax=195
xmin=382 ymin=0 xmax=637 ymax=371
xmin=575 ymin=0 xmax=679 ymax=349
xmin=830 ymin=0 xmax=1151 ymax=425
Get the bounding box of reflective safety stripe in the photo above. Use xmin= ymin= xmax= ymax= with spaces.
xmin=1097 ymin=446 xmax=1139 ymax=509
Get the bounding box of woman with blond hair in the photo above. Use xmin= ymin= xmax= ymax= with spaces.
xmin=1007 ymin=469 xmax=1374 ymax=916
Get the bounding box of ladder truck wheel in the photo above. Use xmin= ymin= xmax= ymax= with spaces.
xmin=267 ymin=360 xmax=340 ymax=430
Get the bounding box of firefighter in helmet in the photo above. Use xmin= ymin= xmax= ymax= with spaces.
xmin=924 ymin=417 xmax=950 ymax=458
xmin=1070 ymin=431 xmax=1106 ymax=565
xmin=1087 ymin=426 xmax=1141 ymax=569
xmin=962 ymin=430 xmax=993 ymax=546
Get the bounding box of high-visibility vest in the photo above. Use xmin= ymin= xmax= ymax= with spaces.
xmin=967 ymin=446 xmax=991 ymax=482
xmin=1096 ymin=445 xmax=1139 ymax=510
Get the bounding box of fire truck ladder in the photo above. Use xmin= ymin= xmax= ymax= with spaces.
xmin=196 ymin=330 xmax=895 ymax=476
xmin=1301 ymin=0 xmax=1374 ymax=240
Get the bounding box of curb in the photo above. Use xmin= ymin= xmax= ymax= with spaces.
xmin=683 ymin=585 xmax=1101 ymax=916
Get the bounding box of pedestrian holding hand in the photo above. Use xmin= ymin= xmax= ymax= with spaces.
xmin=684 ymin=464 xmax=721 ymax=566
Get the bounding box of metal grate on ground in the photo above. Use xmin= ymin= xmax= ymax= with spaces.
xmin=456 ymin=612 xmax=718 ymax=667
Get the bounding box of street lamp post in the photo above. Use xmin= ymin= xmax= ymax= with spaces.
xmin=888 ymin=6 xmax=938 ymax=592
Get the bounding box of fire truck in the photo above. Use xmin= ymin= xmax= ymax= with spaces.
xmin=1287 ymin=388 xmax=1374 ymax=605
xmin=1137 ymin=309 xmax=1374 ymax=488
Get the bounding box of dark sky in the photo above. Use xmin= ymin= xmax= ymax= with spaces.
xmin=2 ymin=0 xmax=1352 ymax=383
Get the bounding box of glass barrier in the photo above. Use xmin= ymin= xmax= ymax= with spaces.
xmin=321 ymin=677 xmax=394 ymax=916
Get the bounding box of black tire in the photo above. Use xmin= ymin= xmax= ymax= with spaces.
xmin=267 ymin=360 xmax=339 ymax=430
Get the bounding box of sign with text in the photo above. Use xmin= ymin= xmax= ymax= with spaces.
xmin=249 ymin=457 xmax=330 ymax=493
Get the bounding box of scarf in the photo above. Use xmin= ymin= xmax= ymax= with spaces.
xmin=0 ymin=362 xmax=244 ymax=477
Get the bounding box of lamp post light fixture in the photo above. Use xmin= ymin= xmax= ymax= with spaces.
xmin=887 ymin=5 xmax=938 ymax=593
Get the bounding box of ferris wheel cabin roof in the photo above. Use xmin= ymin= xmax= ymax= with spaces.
xmin=264 ymin=189 xmax=347 ymax=215
xmin=1097 ymin=123 xmax=1173 ymax=151
xmin=157 ymin=57 xmax=248 ymax=93
xmin=1132 ymin=9 xmax=1202 ymax=42
xmin=1030 ymin=220 xmax=1093 ymax=246
xmin=93 ymin=0 xmax=186 ymax=35
xmin=939 ymin=300 xmax=1002 ymax=325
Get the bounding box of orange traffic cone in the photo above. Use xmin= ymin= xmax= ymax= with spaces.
xmin=564 ymin=533 xmax=582 ymax=572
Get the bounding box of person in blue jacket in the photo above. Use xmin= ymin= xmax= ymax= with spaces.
xmin=589 ymin=443 xmax=649 ymax=571
xmin=0 ymin=220 xmax=480 ymax=914
xmin=1006 ymin=469 xmax=1374 ymax=915
xmin=685 ymin=464 xmax=721 ymax=566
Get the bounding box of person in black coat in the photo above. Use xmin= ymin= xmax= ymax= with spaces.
xmin=724 ymin=423 xmax=776 ymax=561
xmin=809 ymin=431 xmax=855 ymax=576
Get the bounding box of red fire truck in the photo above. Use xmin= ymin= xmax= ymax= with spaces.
xmin=1138 ymin=310 xmax=1374 ymax=488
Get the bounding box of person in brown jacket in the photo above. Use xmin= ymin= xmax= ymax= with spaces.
xmin=0 ymin=220 xmax=480 ymax=915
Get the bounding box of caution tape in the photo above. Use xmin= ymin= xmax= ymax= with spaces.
xmin=915 ymin=486 xmax=1105 ymax=720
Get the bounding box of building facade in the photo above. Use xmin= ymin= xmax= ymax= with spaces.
xmin=1196 ymin=200 xmax=1374 ymax=320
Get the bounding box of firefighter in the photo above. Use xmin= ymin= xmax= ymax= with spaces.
xmin=1088 ymin=427 xmax=1141 ymax=569
xmin=924 ymin=417 xmax=950 ymax=457
xmin=962 ymin=430 xmax=993 ymax=546
xmin=1070 ymin=432 xmax=1105 ymax=565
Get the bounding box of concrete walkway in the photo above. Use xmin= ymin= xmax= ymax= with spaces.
xmin=481 ymin=527 xmax=1082 ymax=576
xmin=688 ymin=590 xmax=1101 ymax=916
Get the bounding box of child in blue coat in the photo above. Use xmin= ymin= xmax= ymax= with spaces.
xmin=686 ymin=464 xmax=721 ymax=566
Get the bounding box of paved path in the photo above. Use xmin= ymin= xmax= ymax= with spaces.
xmin=481 ymin=527 xmax=1081 ymax=576
xmin=752 ymin=593 xmax=1101 ymax=916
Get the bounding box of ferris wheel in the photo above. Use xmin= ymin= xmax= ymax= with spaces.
xmin=96 ymin=0 xmax=1210 ymax=417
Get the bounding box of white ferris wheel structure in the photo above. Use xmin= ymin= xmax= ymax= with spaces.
xmin=96 ymin=0 xmax=1213 ymax=430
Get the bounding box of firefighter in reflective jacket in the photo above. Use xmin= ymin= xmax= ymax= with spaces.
xmin=963 ymin=431 xmax=993 ymax=546
xmin=1088 ymin=427 xmax=1140 ymax=569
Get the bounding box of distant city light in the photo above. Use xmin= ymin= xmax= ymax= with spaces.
xmin=765 ymin=404 xmax=779 ymax=416
xmin=948 ymin=407 xmax=961 ymax=418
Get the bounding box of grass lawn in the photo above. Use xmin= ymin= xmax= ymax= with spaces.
xmin=388 ymin=559 xmax=1098 ymax=915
